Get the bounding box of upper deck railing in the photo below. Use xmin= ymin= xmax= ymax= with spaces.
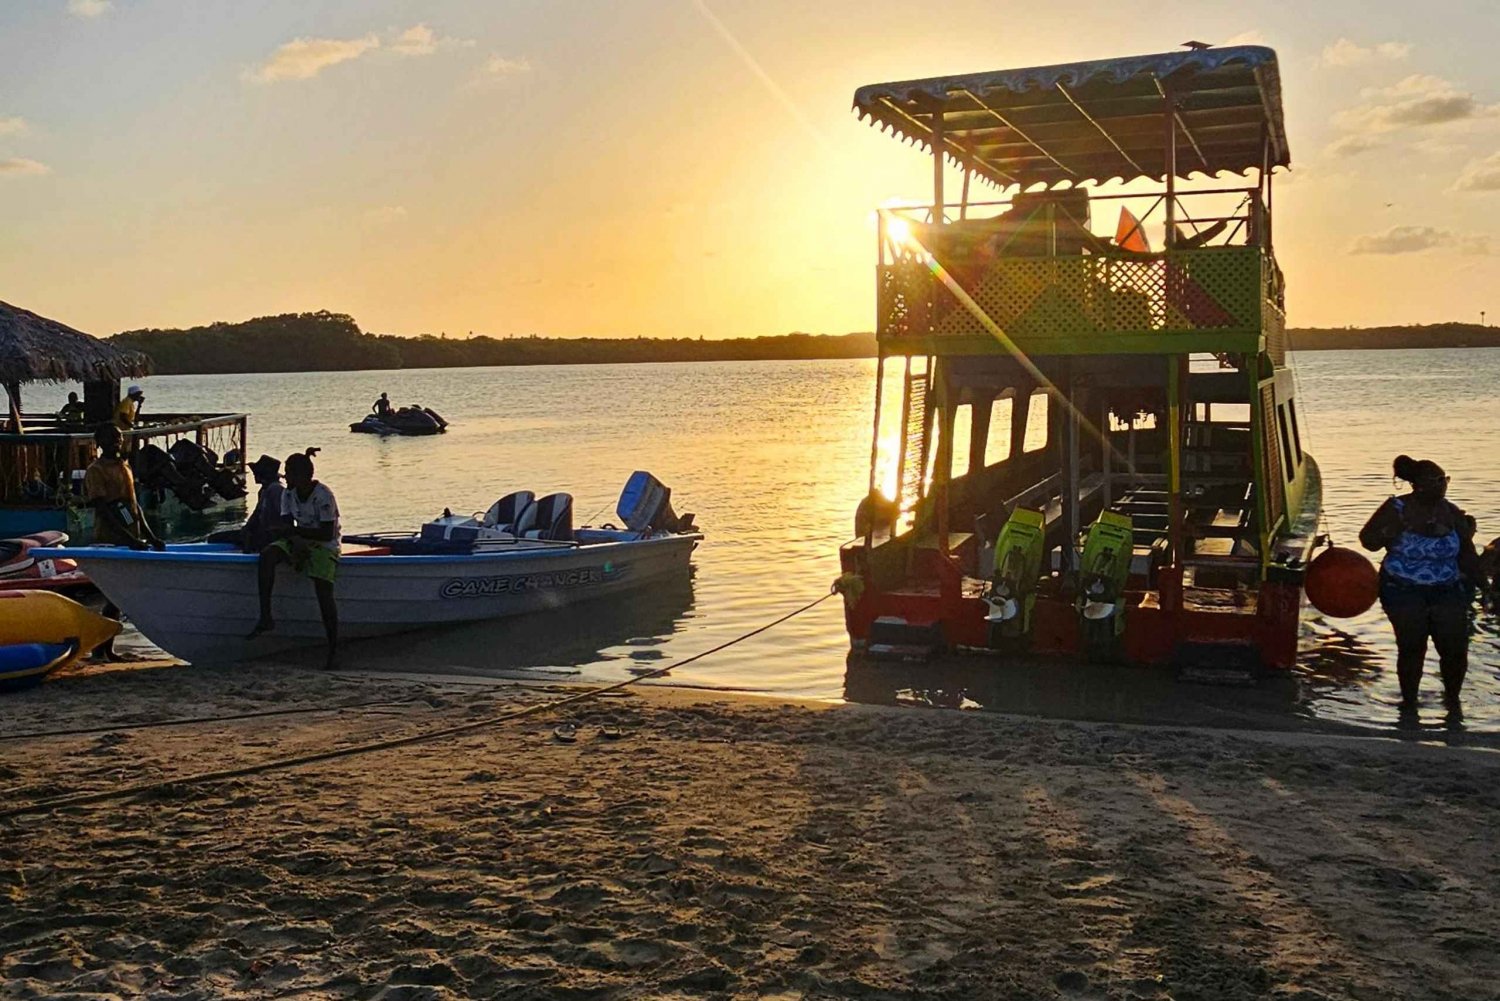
xmin=0 ymin=412 xmax=247 ymax=507
xmin=876 ymin=187 xmax=1285 ymax=359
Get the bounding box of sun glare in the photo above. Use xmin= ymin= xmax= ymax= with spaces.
xmin=885 ymin=215 xmax=912 ymax=248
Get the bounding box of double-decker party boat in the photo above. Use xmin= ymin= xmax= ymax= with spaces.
xmin=837 ymin=46 xmax=1320 ymax=673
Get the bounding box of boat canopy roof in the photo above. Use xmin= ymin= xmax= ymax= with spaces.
xmin=853 ymin=46 xmax=1289 ymax=191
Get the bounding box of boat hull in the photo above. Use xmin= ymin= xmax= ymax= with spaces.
xmin=49 ymin=534 xmax=699 ymax=664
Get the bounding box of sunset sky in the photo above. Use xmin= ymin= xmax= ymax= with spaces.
xmin=2 ymin=1 xmax=1498 ymax=339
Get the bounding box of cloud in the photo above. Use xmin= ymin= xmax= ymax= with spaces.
xmin=1334 ymin=74 xmax=1497 ymax=133
xmin=248 ymin=34 xmax=380 ymax=83
xmin=1320 ymin=38 xmax=1411 ymax=67
xmin=1453 ymin=151 xmax=1500 ymax=192
xmin=390 ymin=24 xmax=437 ymax=56
xmin=0 ymin=116 xmax=27 ymax=136
xmin=0 ymin=158 xmax=51 ymax=176
xmin=1220 ymin=30 xmax=1268 ymax=47
xmin=480 ymin=54 xmax=532 ymax=78
xmin=1350 ymin=225 xmax=1490 ymax=255
xmin=67 ymin=0 xmax=112 ymax=17
xmin=1324 ymin=133 xmax=1383 ymax=158
xmin=388 ymin=23 xmax=473 ymax=56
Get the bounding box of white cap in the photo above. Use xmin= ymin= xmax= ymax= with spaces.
xmin=127 ymin=384 xmax=143 ymax=396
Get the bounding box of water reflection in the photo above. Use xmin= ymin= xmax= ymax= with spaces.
xmin=843 ymin=651 xmax=1304 ymax=730
xmin=97 ymin=351 xmax=1500 ymax=732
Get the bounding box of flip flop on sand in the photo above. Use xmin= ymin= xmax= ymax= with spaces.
xmin=553 ymin=723 xmax=578 ymax=744
xmin=600 ymin=725 xmax=625 ymax=740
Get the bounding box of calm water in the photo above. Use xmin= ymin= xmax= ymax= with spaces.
xmin=106 ymin=349 xmax=1500 ymax=732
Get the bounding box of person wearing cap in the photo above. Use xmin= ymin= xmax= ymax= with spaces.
xmin=114 ymin=384 xmax=145 ymax=429
xmin=247 ymin=451 xmax=340 ymax=668
xmin=207 ymin=454 xmax=287 ymax=552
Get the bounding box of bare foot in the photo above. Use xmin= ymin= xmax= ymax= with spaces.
xmin=246 ymin=619 xmax=274 ymax=639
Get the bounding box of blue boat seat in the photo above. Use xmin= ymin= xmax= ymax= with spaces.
xmin=482 ymin=491 xmax=535 ymax=534
xmin=524 ymin=493 xmax=573 ymax=541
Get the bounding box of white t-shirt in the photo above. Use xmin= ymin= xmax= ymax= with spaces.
xmin=280 ymin=481 xmax=341 ymax=553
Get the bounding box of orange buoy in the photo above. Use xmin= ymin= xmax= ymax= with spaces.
xmin=1305 ymin=546 xmax=1380 ymax=618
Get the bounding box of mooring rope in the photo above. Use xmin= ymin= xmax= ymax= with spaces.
xmin=0 ymin=698 xmax=418 ymax=743
xmin=0 ymin=590 xmax=836 ymax=821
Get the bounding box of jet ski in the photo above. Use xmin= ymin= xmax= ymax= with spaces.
xmin=0 ymin=532 xmax=92 ymax=593
xmin=350 ymin=405 xmax=449 ymax=436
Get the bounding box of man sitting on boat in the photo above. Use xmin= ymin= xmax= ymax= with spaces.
xmin=206 ymin=454 xmax=287 ymax=553
xmin=247 ymin=451 xmax=340 ymax=668
xmin=114 ymin=384 xmax=145 ymax=429
xmin=373 ymin=392 xmax=392 ymax=416
xmin=85 ymin=423 xmax=165 ymax=660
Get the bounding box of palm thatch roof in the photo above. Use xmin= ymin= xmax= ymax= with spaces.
xmin=0 ymin=299 xmax=152 ymax=385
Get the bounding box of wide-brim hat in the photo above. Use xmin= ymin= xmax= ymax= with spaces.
xmin=126 ymin=384 xmax=144 ymax=397
xmin=248 ymin=454 xmax=281 ymax=478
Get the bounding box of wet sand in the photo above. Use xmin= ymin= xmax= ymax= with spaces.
xmin=3 ymin=662 xmax=1500 ymax=1000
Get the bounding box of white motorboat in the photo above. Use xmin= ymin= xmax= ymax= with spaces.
xmin=43 ymin=472 xmax=700 ymax=664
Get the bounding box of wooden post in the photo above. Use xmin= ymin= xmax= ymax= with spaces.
xmin=1167 ymin=357 xmax=1183 ymax=563
xmin=4 ymin=382 xmax=22 ymax=435
xmin=868 ymin=353 xmax=886 ymax=504
xmin=931 ymin=107 xmax=945 ymax=226
xmin=1101 ymin=402 xmax=1112 ymax=509
xmin=1163 ymin=88 xmax=1177 ymax=248
xmin=1063 ymin=373 xmax=1080 ymax=572
xmin=934 ymin=363 xmax=952 ymax=558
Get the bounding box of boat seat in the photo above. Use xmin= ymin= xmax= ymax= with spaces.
xmin=524 ymin=493 xmax=574 ymax=541
xmin=482 ymin=491 xmax=535 ymax=533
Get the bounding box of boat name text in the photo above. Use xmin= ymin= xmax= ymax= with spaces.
xmin=440 ymin=567 xmax=610 ymax=599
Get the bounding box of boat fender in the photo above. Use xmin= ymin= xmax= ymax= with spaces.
xmin=1305 ymin=546 xmax=1379 ymax=618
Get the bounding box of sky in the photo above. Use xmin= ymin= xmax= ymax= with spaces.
xmin=1 ymin=0 xmax=1498 ymax=339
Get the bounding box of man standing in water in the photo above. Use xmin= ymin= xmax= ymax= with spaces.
xmin=85 ymin=423 xmax=165 ymax=659
xmin=247 ymin=451 xmax=340 ymax=668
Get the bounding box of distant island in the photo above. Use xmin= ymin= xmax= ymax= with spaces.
xmin=107 ymin=312 xmax=1500 ymax=375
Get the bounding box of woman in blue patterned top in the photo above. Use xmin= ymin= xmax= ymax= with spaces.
xmin=1360 ymin=455 xmax=1482 ymax=709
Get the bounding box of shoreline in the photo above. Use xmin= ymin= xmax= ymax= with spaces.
xmin=4 ymin=661 xmax=1499 ymax=998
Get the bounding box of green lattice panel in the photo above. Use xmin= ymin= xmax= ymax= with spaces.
xmin=878 ymin=248 xmax=1265 ymax=347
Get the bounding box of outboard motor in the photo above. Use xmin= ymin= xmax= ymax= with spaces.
xmin=617 ymin=471 xmax=694 ymax=534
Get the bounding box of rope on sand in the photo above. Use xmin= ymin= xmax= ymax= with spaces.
xmin=0 ymin=591 xmax=836 ymax=821
xmin=0 ymin=699 xmax=418 ymax=743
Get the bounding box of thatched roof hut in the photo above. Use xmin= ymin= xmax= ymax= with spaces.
xmin=1 ymin=300 xmax=153 ymax=432
xmin=0 ymin=300 xmax=152 ymax=386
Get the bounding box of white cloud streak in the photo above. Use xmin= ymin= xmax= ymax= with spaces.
xmin=1453 ymin=151 xmax=1500 ymax=192
xmin=0 ymin=158 xmax=51 ymax=176
xmin=1320 ymin=38 xmax=1412 ymax=68
xmin=480 ymin=54 xmax=532 ymax=77
xmin=391 ymin=24 xmax=437 ymax=56
xmin=248 ymin=35 xmax=380 ymax=83
xmin=1350 ymin=225 xmax=1490 ymax=255
xmin=1333 ymin=74 xmax=1497 ymax=133
xmin=67 ymin=0 xmax=112 ymax=18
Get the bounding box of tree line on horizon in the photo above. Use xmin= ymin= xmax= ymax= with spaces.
xmin=107 ymin=311 xmax=1500 ymax=375
xmin=108 ymin=312 xmax=879 ymax=374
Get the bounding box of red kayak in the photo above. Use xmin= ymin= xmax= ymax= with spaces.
xmin=0 ymin=532 xmax=92 ymax=593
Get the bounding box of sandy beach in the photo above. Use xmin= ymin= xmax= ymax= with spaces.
xmin=1 ymin=661 xmax=1497 ymax=1001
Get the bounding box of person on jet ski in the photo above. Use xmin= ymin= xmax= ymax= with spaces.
xmin=372 ymin=392 xmax=392 ymax=416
